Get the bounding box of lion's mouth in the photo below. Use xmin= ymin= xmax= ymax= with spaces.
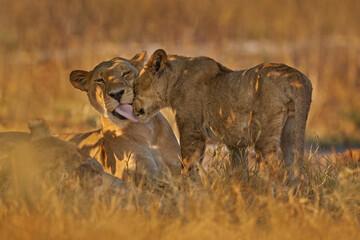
xmin=111 ymin=110 xmax=127 ymax=120
xmin=111 ymin=104 xmax=138 ymax=123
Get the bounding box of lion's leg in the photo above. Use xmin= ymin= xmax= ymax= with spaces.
xmin=228 ymin=147 xmax=248 ymax=180
xmin=256 ymin=115 xmax=285 ymax=180
xmin=280 ymin=116 xmax=297 ymax=182
xmin=179 ymin=130 xmax=206 ymax=175
xmin=126 ymin=153 xmax=161 ymax=183
xmin=155 ymin=116 xmax=182 ymax=177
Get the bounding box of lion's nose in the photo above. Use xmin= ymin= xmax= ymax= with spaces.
xmin=137 ymin=108 xmax=145 ymax=116
xmin=109 ymin=89 xmax=125 ymax=102
xmin=133 ymin=101 xmax=145 ymax=116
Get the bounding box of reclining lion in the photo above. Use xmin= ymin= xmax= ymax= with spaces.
xmin=133 ymin=49 xmax=312 ymax=183
xmin=0 ymin=119 xmax=126 ymax=201
xmin=66 ymin=51 xmax=181 ymax=182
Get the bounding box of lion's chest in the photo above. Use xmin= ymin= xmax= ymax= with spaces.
xmin=104 ymin=137 xmax=162 ymax=179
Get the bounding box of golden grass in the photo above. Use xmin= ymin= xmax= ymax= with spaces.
xmin=1 ymin=148 xmax=360 ymax=239
xmin=1 ymin=0 xmax=359 ymax=48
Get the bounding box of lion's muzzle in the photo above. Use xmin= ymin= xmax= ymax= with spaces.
xmin=133 ymin=100 xmax=145 ymax=117
xmin=109 ymin=89 xmax=125 ymax=102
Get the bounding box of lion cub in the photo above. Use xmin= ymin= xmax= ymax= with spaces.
xmin=133 ymin=49 xmax=312 ymax=183
xmin=67 ymin=51 xmax=181 ymax=183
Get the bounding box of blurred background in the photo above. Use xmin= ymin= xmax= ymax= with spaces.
xmin=0 ymin=0 xmax=359 ymax=148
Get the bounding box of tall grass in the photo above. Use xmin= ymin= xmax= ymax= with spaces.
xmin=1 ymin=148 xmax=360 ymax=239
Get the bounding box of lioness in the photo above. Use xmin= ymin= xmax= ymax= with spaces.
xmin=133 ymin=49 xmax=312 ymax=182
xmin=0 ymin=119 xmax=126 ymax=199
xmin=67 ymin=51 xmax=181 ymax=182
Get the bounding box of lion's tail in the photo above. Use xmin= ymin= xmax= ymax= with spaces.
xmin=292 ymin=73 xmax=312 ymax=178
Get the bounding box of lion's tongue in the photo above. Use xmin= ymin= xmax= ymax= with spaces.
xmin=115 ymin=104 xmax=138 ymax=123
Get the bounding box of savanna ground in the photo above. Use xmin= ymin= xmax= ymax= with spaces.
xmin=1 ymin=0 xmax=360 ymax=239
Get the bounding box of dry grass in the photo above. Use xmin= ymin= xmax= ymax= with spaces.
xmin=1 ymin=0 xmax=360 ymax=238
xmin=1 ymin=148 xmax=360 ymax=239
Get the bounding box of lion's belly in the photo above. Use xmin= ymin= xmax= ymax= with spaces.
xmin=204 ymin=112 xmax=255 ymax=148
xmin=204 ymin=105 xmax=289 ymax=152
xmin=203 ymin=85 xmax=290 ymax=149
xmin=205 ymin=107 xmax=286 ymax=149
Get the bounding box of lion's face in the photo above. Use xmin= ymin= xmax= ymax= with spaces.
xmin=133 ymin=49 xmax=168 ymax=122
xmin=70 ymin=51 xmax=147 ymax=126
xmin=133 ymin=69 xmax=163 ymax=122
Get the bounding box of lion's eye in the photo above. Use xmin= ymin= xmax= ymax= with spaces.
xmin=122 ymin=70 xmax=132 ymax=78
xmin=95 ymin=78 xmax=105 ymax=84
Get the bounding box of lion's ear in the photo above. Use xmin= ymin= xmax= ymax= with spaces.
xmin=129 ymin=51 xmax=147 ymax=71
xmin=69 ymin=70 xmax=90 ymax=92
xmin=147 ymin=49 xmax=168 ymax=75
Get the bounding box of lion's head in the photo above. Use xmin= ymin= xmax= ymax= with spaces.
xmin=133 ymin=49 xmax=169 ymax=122
xmin=70 ymin=51 xmax=147 ymax=126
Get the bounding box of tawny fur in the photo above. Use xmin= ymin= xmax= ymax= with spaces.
xmin=67 ymin=52 xmax=181 ymax=182
xmin=133 ymin=49 xmax=312 ymax=182
xmin=0 ymin=119 xmax=126 ymax=194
